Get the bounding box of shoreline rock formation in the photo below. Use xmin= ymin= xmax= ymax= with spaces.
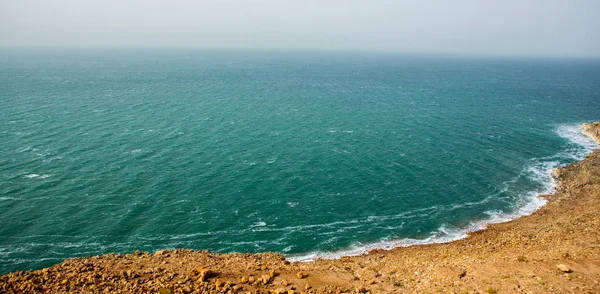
xmin=2 ymin=122 xmax=600 ymax=293
xmin=583 ymin=122 xmax=600 ymax=144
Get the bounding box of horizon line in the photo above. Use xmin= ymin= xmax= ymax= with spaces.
xmin=1 ymin=45 xmax=599 ymax=60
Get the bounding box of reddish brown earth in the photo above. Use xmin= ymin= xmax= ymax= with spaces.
xmin=2 ymin=123 xmax=600 ymax=294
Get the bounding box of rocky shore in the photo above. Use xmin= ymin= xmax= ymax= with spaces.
xmin=583 ymin=122 xmax=600 ymax=145
xmin=2 ymin=123 xmax=600 ymax=294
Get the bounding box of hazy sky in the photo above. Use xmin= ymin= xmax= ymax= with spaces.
xmin=1 ymin=0 xmax=599 ymax=57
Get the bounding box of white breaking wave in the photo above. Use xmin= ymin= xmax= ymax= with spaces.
xmin=24 ymin=174 xmax=50 ymax=179
xmin=287 ymin=122 xmax=597 ymax=262
xmin=555 ymin=124 xmax=598 ymax=160
xmin=0 ymin=197 xmax=21 ymax=201
xmin=252 ymin=221 xmax=267 ymax=227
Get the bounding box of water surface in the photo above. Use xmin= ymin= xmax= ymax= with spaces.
xmin=1 ymin=49 xmax=599 ymax=273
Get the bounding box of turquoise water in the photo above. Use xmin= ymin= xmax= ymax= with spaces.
xmin=1 ymin=49 xmax=599 ymax=273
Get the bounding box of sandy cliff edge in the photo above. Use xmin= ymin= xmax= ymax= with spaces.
xmin=583 ymin=122 xmax=600 ymax=145
xmin=2 ymin=122 xmax=600 ymax=294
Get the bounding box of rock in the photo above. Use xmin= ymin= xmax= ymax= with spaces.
xmin=357 ymin=286 xmax=368 ymax=293
xmin=367 ymin=279 xmax=376 ymax=285
xmin=583 ymin=122 xmax=600 ymax=144
xmin=197 ymin=267 xmax=212 ymax=281
xmin=557 ymin=264 xmax=572 ymax=273
xmin=154 ymin=250 xmax=167 ymax=257
xmin=296 ymin=272 xmax=307 ymax=279
xmin=261 ymin=274 xmax=271 ymax=284
xmin=133 ymin=250 xmax=142 ymax=256
xmin=272 ymin=287 xmax=287 ymax=294
xmin=157 ymin=288 xmax=173 ymax=294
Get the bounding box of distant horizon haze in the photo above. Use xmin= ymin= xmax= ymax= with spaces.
xmin=1 ymin=0 xmax=599 ymax=58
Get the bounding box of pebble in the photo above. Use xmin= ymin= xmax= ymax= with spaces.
xmin=297 ymin=272 xmax=307 ymax=279
xmin=557 ymin=264 xmax=572 ymax=273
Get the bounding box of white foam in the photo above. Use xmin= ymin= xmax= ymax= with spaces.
xmin=287 ymin=224 xmax=470 ymax=262
xmin=555 ymin=123 xmax=597 ymax=160
xmin=24 ymin=174 xmax=50 ymax=179
xmin=286 ymin=122 xmax=597 ymax=263
xmin=0 ymin=197 xmax=21 ymax=201
xmin=253 ymin=221 xmax=267 ymax=227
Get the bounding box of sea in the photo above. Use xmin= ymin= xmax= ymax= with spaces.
xmin=1 ymin=49 xmax=599 ymax=274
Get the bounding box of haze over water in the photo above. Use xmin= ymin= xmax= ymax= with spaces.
xmin=1 ymin=49 xmax=599 ymax=273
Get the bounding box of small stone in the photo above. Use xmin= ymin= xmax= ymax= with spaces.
xmin=557 ymin=264 xmax=572 ymax=273
xmin=261 ymin=274 xmax=271 ymax=284
xmin=296 ymin=272 xmax=307 ymax=279
xmin=157 ymin=288 xmax=173 ymax=294
xmin=197 ymin=268 xmax=212 ymax=281
xmin=357 ymin=286 xmax=368 ymax=293
xmin=367 ymin=279 xmax=376 ymax=285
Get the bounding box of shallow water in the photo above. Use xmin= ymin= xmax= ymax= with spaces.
xmin=1 ymin=49 xmax=599 ymax=273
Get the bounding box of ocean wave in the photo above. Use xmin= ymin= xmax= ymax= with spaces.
xmin=24 ymin=173 xmax=51 ymax=179
xmin=0 ymin=197 xmax=22 ymax=201
xmin=287 ymin=122 xmax=597 ymax=262
xmin=555 ymin=123 xmax=598 ymax=160
xmin=252 ymin=221 xmax=267 ymax=227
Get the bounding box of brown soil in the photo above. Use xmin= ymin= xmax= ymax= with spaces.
xmin=2 ymin=123 xmax=600 ymax=294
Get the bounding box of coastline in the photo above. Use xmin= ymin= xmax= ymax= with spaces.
xmin=288 ymin=123 xmax=593 ymax=263
xmin=2 ymin=123 xmax=600 ymax=293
